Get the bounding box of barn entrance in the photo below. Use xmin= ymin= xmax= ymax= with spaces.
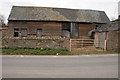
xmin=61 ymin=22 xmax=79 ymax=38
xmin=61 ymin=23 xmax=71 ymax=38
xmin=70 ymin=22 xmax=79 ymax=38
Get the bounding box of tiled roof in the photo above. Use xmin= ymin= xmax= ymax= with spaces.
xmin=8 ymin=6 xmax=110 ymax=23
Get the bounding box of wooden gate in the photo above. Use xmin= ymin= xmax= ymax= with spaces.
xmin=70 ymin=39 xmax=94 ymax=51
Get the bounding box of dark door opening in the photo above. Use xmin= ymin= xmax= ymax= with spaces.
xmin=14 ymin=32 xmax=19 ymax=37
xmin=61 ymin=23 xmax=71 ymax=38
xmin=70 ymin=23 xmax=79 ymax=38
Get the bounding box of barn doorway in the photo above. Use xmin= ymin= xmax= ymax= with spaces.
xmin=61 ymin=22 xmax=79 ymax=38
xmin=61 ymin=23 xmax=71 ymax=38
xmin=70 ymin=22 xmax=79 ymax=38
xmin=14 ymin=28 xmax=19 ymax=37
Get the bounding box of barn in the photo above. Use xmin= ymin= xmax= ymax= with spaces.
xmin=2 ymin=6 xmax=110 ymax=51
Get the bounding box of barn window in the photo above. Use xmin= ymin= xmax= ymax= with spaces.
xmin=14 ymin=28 xmax=19 ymax=37
xmin=37 ymin=28 xmax=42 ymax=37
xmin=21 ymin=28 xmax=27 ymax=37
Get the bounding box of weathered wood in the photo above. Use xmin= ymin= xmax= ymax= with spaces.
xmin=70 ymin=39 xmax=94 ymax=51
xmin=8 ymin=21 xmax=62 ymax=37
xmin=70 ymin=23 xmax=79 ymax=38
xmin=79 ymin=24 xmax=95 ymax=38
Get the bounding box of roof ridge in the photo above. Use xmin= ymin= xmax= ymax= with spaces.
xmin=13 ymin=6 xmax=103 ymax=12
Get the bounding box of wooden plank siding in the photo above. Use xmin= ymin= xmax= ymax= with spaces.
xmin=8 ymin=21 xmax=62 ymax=37
xmin=79 ymin=24 xmax=95 ymax=39
xmin=8 ymin=21 xmax=96 ymax=39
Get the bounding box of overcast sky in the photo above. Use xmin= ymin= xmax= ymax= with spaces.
xmin=0 ymin=0 xmax=119 ymax=23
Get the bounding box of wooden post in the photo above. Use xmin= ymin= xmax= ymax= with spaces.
xmin=82 ymin=39 xmax=84 ymax=48
xmin=104 ymin=32 xmax=107 ymax=51
xmin=70 ymin=39 xmax=71 ymax=51
xmin=104 ymin=40 xmax=107 ymax=51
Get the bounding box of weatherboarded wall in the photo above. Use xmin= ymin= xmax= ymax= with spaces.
xmin=2 ymin=38 xmax=70 ymax=50
xmin=8 ymin=21 xmax=96 ymax=39
xmin=94 ymin=32 xmax=106 ymax=50
xmin=79 ymin=24 xmax=95 ymax=39
xmin=8 ymin=21 xmax=62 ymax=37
xmin=107 ymin=30 xmax=120 ymax=51
xmin=94 ymin=31 xmax=120 ymax=51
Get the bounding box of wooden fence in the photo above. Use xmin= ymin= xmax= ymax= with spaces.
xmin=70 ymin=39 xmax=94 ymax=51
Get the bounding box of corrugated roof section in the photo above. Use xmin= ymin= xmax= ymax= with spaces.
xmin=8 ymin=6 xmax=110 ymax=23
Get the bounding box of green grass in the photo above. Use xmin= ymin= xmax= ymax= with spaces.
xmin=0 ymin=47 xmax=119 ymax=55
xmin=1 ymin=47 xmax=72 ymax=55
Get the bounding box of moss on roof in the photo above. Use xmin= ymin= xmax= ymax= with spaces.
xmin=8 ymin=6 xmax=110 ymax=23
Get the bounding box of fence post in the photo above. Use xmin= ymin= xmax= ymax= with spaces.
xmin=104 ymin=40 xmax=107 ymax=51
xmin=82 ymin=39 xmax=84 ymax=48
xmin=70 ymin=39 xmax=71 ymax=51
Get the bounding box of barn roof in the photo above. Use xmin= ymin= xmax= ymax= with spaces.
xmin=8 ymin=6 xmax=110 ymax=23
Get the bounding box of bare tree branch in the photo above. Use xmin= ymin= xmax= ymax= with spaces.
xmin=0 ymin=15 xmax=6 ymax=27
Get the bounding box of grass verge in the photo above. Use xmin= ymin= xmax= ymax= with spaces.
xmin=0 ymin=47 xmax=119 ymax=55
xmin=1 ymin=47 xmax=72 ymax=55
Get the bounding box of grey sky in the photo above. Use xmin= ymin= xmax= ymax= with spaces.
xmin=118 ymin=1 xmax=120 ymax=15
xmin=0 ymin=0 xmax=119 ymax=23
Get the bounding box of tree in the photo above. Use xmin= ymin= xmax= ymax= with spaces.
xmin=0 ymin=15 xmax=6 ymax=27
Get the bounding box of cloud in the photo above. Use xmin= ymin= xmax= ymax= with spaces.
xmin=0 ymin=0 xmax=35 ymax=23
xmin=118 ymin=1 xmax=120 ymax=15
xmin=0 ymin=0 xmax=119 ymax=23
